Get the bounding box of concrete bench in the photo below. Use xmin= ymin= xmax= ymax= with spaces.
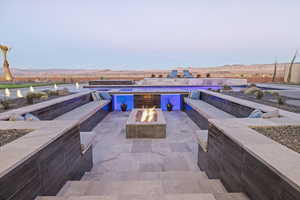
xmin=56 ymin=100 xmax=110 ymax=151
xmin=55 ymin=100 xmax=110 ymax=132
xmin=185 ymin=97 xmax=234 ymax=119
xmin=184 ymin=97 xmax=234 ymax=129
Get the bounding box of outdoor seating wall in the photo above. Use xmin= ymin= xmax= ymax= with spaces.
xmin=31 ymin=93 xmax=92 ymax=120
xmin=200 ymin=92 xmax=254 ymax=117
xmin=0 ymin=125 xmax=93 ymax=200
xmin=206 ymin=124 xmax=300 ymax=200
xmin=80 ymin=103 xmax=111 ymax=132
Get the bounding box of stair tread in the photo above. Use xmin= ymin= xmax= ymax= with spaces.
xmin=214 ymin=193 xmax=250 ymax=200
xmin=38 ymin=193 xmax=250 ymax=200
xmin=82 ymin=171 xmax=208 ymax=181
xmin=58 ymin=180 xmax=226 ymax=196
xmin=38 ymin=193 xmax=218 ymax=200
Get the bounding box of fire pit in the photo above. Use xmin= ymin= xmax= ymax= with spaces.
xmin=126 ymin=108 xmax=166 ymax=138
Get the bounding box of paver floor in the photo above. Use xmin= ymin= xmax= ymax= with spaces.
xmin=91 ymin=111 xmax=201 ymax=174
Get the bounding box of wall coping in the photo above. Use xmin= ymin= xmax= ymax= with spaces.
xmin=0 ymin=120 xmax=79 ymax=178
xmin=200 ymin=90 xmax=300 ymax=119
xmin=0 ymin=91 xmax=91 ymax=120
xmin=209 ymin=117 xmax=300 ymax=192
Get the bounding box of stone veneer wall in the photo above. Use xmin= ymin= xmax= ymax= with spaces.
xmin=184 ymin=104 xmax=209 ymax=129
xmin=31 ymin=93 xmax=92 ymax=120
xmin=205 ymin=123 xmax=300 ymax=200
xmin=0 ymin=125 xmax=93 ymax=200
xmin=80 ymin=104 xmax=111 ymax=132
xmin=201 ymin=92 xmax=254 ymax=118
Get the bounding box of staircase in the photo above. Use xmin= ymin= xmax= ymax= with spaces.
xmin=36 ymin=112 xmax=250 ymax=200
xmin=37 ymin=170 xmax=249 ymax=200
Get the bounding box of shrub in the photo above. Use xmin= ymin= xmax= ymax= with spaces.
xmin=26 ymin=92 xmax=48 ymax=104
xmin=277 ymin=96 xmax=286 ymax=105
xmin=271 ymin=91 xmax=279 ymax=97
xmin=43 ymin=90 xmax=59 ymax=96
xmin=222 ymin=85 xmax=232 ymax=91
xmin=40 ymin=95 xmax=49 ymax=101
xmin=244 ymin=87 xmax=260 ymax=95
xmin=0 ymin=98 xmax=11 ymax=110
xmin=58 ymin=88 xmax=70 ymax=96
xmin=249 ymin=83 xmax=257 ymax=88
xmin=254 ymin=90 xmax=264 ymax=99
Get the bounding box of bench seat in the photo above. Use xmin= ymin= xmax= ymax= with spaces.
xmin=56 ymin=100 xmax=110 ymax=122
xmin=185 ymin=97 xmax=234 ymax=119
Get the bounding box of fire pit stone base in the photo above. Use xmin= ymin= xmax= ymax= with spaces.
xmin=126 ymin=109 xmax=166 ymax=138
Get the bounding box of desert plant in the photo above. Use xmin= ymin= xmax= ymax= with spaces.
xmin=26 ymin=92 xmax=48 ymax=104
xmin=287 ymin=50 xmax=298 ymax=83
xmin=206 ymin=73 xmax=211 ymax=78
xmin=271 ymin=91 xmax=279 ymax=97
xmin=249 ymin=83 xmax=256 ymax=88
xmin=222 ymin=85 xmax=232 ymax=91
xmin=40 ymin=95 xmax=49 ymax=101
xmin=277 ymin=96 xmax=286 ymax=105
xmin=0 ymin=98 xmax=11 ymax=110
xmin=244 ymin=87 xmax=260 ymax=95
xmin=254 ymin=90 xmax=264 ymax=99
xmin=272 ymin=60 xmax=277 ymax=82
xmin=44 ymin=90 xmax=59 ymax=96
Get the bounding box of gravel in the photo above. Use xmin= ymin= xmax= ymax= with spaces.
xmin=0 ymin=129 xmax=32 ymax=147
xmin=253 ymin=126 xmax=300 ymax=154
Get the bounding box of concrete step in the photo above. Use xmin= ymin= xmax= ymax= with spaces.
xmin=57 ymin=179 xmax=227 ymax=196
xmin=37 ymin=193 xmax=250 ymax=200
xmin=214 ymin=193 xmax=250 ymax=200
xmin=82 ymin=171 xmax=208 ymax=181
xmin=37 ymin=193 xmax=217 ymax=200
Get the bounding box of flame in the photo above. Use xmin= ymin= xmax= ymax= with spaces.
xmin=141 ymin=109 xmax=149 ymax=122
xmin=29 ymin=86 xmax=34 ymax=92
xmin=54 ymin=84 xmax=58 ymax=90
xmin=4 ymin=88 xmax=10 ymax=97
xmin=148 ymin=107 xmax=155 ymax=122
xmin=76 ymin=82 xmax=80 ymax=89
xmin=140 ymin=107 xmax=156 ymax=122
xmin=16 ymin=89 xmax=23 ymax=98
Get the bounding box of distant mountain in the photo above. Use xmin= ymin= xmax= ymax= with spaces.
xmin=0 ymin=63 xmax=293 ymax=77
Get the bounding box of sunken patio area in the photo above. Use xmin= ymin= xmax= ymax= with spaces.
xmin=88 ymin=111 xmax=200 ymax=174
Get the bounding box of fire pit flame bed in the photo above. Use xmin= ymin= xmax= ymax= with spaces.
xmin=126 ymin=108 xmax=166 ymax=138
xmin=136 ymin=107 xmax=157 ymax=122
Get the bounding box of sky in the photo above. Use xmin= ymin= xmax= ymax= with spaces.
xmin=1 ymin=0 xmax=299 ymax=70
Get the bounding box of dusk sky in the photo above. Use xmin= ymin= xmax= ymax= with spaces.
xmin=1 ymin=0 xmax=299 ymax=70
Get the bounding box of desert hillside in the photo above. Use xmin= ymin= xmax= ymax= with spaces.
xmin=1 ymin=63 xmax=297 ymax=83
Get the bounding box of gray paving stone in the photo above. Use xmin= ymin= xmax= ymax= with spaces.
xmin=170 ymin=143 xmax=192 ymax=152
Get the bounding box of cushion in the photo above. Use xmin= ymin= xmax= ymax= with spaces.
xmin=100 ymin=92 xmax=112 ymax=100
xmin=248 ymin=109 xmax=263 ymax=118
xmin=24 ymin=113 xmax=40 ymax=121
xmin=91 ymin=91 xmax=101 ymax=101
xmin=189 ymin=91 xmax=200 ymax=100
xmin=262 ymin=110 xmax=280 ymax=119
xmin=8 ymin=113 xmax=25 ymax=121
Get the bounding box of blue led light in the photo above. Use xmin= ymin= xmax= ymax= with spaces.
xmin=112 ymin=94 xmax=134 ymax=111
xmin=160 ymin=94 xmax=182 ymax=111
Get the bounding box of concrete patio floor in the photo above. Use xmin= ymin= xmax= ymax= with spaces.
xmin=90 ymin=111 xmax=201 ymax=174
